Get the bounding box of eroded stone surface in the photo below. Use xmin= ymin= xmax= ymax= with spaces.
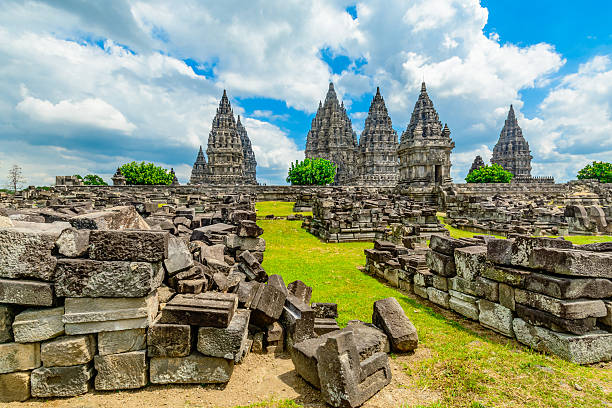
xmin=149 ymin=352 xmax=233 ymax=384
xmin=372 ymin=297 xmax=418 ymax=352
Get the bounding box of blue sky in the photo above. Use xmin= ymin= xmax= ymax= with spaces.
xmin=0 ymin=0 xmax=610 ymax=186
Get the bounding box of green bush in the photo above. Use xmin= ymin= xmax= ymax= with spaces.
xmin=577 ymin=161 xmax=612 ymax=183
xmin=119 ymin=162 xmax=174 ymax=185
xmin=465 ymin=164 xmax=514 ymax=183
xmin=286 ymin=158 xmax=336 ymax=185
xmin=74 ymin=174 xmax=108 ymax=185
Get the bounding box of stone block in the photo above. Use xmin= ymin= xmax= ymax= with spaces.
xmin=513 ymin=318 xmax=612 ymax=364
xmin=481 ymin=264 xmax=530 ymax=287
xmin=0 ymin=342 xmax=40 ymax=374
xmin=147 ymin=316 xmax=192 ymax=358
xmin=41 ymin=335 xmax=95 ymax=367
xmin=515 ymin=304 xmax=597 ymax=335
xmin=225 ymin=234 xmax=266 ymax=252
xmin=449 ymin=276 xmax=498 ymax=302
xmin=281 ymin=294 xmax=315 ymax=347
xmin=55 ymin=259 xmax=164 ymax=298
xmin=429 ymin=235 xmax=479 ymax=256
xmin=524 ymin=272 xmax=612 ymax=299
xmin=268 ymin=274 xmax=288 ymax=295
xmin=31 ymin=363 xmax=93 ymax=397
xmin=250 ymin=283 xmax=287 ymax=327
xmin=98 ymin=328 xmax=146 ymax=356
xmin=426 ymin=250 xmax=456 ymax=277
xmin=413 ymin=269 xmax=434 ymax=287
xmin=94 ymin=350 xmax=148 ymax=390
xmin=372 ymin=297 xmax=418 ymax=352
xmin=600 ymin=300 xmax=612 ymax=327
xmin=197 ymin=309 xmax=250 ymax=363
xmin=13 ymin=306 xmax=64 ymax=343
xmin=312 ymin=302 xmax=338 ymax=319
xmin=487 ymin=236 xmax=573 ymax=267
xmin=160 ymin=292 xmax=237 ymax=328
xmin=0 ymin=372 xmax=30 ymax=402
xmin=427 ymin=287 xmax=450 ymax=309
xmin=163 ymin=236 xmax=194 ymax=275
xmin=88 ymin=230 xmax=168 ymax=262
xmin=432 ymin=274 xmax=448 ymax=291
xmin=237 ymin=220 xmax=263 ymax=237
xmin=56 ymin=227 xmax=90 ymax=257
xmin=238 ymin=250 xmax=267 ymax=282
xmin=514 ymin=288 xmax=606 ymax=319
xmin=477 ymin=299 xmax=514 ymax=337
xmin=498 ymin=283 xmax=515 ymax=311
xmin=314 ymin=318 xmax=339 ymax=336
xmin=70 ymin=206 xmax=150 ymax=230
xmin=288 ymin=280 xmax=313 ymax=304
xmin=0 ymin=278 xmax=54 ymax=306
xmin=149 ymin=352 xmax=233 ymax=384
xmin=530 ymin=248 xmax=612 ymax=278
xmin=449 ymin=295 xmax=479 ymax=321
xmin=413 ymin=284 xmax=428 ymax=299
xmin=454 ymin=246 xmax=488 ymax=281
xmin=0 ymin=305 xmax=14 ymax=343
xmin=63 ymin=292 xmax=158 ymax=335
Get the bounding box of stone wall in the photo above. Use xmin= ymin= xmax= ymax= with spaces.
xmin=364 ymin=235 xmax=612 ymax=364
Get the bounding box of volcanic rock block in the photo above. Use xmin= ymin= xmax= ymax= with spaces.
xmin=372 ymin=297 xmax=418 ymax=352
xmin=251 ymin=283 xmax=287 ymax=327
xmin=513 ymin=318 xmax=612 ymax=364
xmin=56 ymin=227 xmax=90 ymax=258
xmin=426 ymin=250 xmax=456 ymax=277
xmin=268 ymin=274 xmax=288 ymax=296
xmin=281 ymin=294 xmax=315 ymax=347
xmin=177 ymin=278 xmax=207 ymax=294
xmin=515 ymin=303 xmax=597 ymax=335
xmin=238 ymin=250 xmax=268 ymax=282
xmin=312 ymin=302 xmax=338 ymax=319
xmin=148 ymin=317 xmax=191 ymax=358
xmin=487 ymin=236 xmax=573 ymax=267
xmin=0 ymin=342 xmax=40 ymax=374
xmin=316 ymin=330 xmax=392 ymax=408
xmin=288 ymin=280 xmax=313 ymax=304
xmin=164 ymin=236 xmax=194 ymax=276
xmin=13 ymin=306 xmax=64 ymax=343
xmin=160 ymin=292 xmax=237 ymax=328
xmin=190 ymin=223 xmax=236 ymax=243
xmin=449 ymin=276 xmax=499 ymax=302
xmin=0 ymin=222 xmax=66 ymax=281
xmin=63 ymin=292 xmax=158 ymax=335
xmin=237 ymin=220 xmax=263 ymax=237
xmin=70 ymin=206 xmax=150 ymax=230
xmin=413 ymin=284 xmax=428 ymax=299
xmin=41 ymin=335 xmax=96 ymax=367
xmin=0 ymin=372 xmax=30 ymax=402
xmin=94 ymin=350 xmax=148 ymax=390
xmin=0 ymin=305 xmax=14 ymax=343
xmin=529 ymin=248 xmax=612 ymax=278
xmin=31 ymin=363 xmax=93 ymax=397
xmin=601 ymin=300 xmax=612 ymax=327
xmin=413 ymin=269 xmax=434 ymax=287
xmin=524 ymin=272 xmax=612 ymax=299
xmin=98 ymin=329 xmax=146 ymax=356
xmin=149 ymin=352 xmax=234 ymax=384
xmin=477 ymin=299 xmax=514 ymax=337
xmin=498 ymin=283 xmax=515 ymax=311
xmin=481 ymin=264 xmax=531 ymax=287
xmin=0 ymin=278 xmax=54 ymax=306
xmin=225 ymin=234 xmax=266 ymax=252
xmin=197 ymin=309 xmax=250 ymax=363
xmin=427 ymin=287 xmax=450 ymax=309
xmin=314 ymin=318 xmax=340 ymax=335
xmin=448 ymin=290 xmax=479 ymax=320
xmin=55 ymin=259 xmax=164 ymax=298
xmin=513 ymin=289 xmax=606 ymax=319
xmin=198 ymin=243 xmax=226 ymax=263
xmin=429 ymin=235 xmax=480 ymax=256
xmin=454 ymin=246 xmax=489 ymax=281
xmin=88 ymin=230 xmax=168 ymax=262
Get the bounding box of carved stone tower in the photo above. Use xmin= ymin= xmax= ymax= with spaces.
xmin=355 ymin=87 xmax=399 ymax=186
xmin=397 ymin=82 xmax=454 ymax=187
xmin=237 ymin=115 xmax=258 ymax=185
xmin=305 ymin=83 xmax=358 ymax=185
xmin=469 ymin=155 xmax=485 ymax=174
xmin=189 ymin=145 xmax=208 ymax=184
xmin=490 ymin=105 xmax=532 ymax=178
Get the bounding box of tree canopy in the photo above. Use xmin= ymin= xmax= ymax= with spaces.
xmin=75 ymin=174 xmax=108 ymax=185
xmin=577 ymin=161 xmax=612 ymax=183
xmin=286 ymin=158 xmax=336 ymax=185
xmin=119 ymin=162 xmax=174 ymax=185
xmin=465 ymin=163 xmax=514 ymax=183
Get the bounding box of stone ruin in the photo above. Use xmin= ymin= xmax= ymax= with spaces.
xmin=0 ymin=196 xmax=417 ymax=406
xmin=364 ymin=235 xmax=612 ymax=364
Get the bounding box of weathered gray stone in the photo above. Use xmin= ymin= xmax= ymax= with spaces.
xmin=530 ymin=248 xmax=612 ymax=278
xmin=312 ymin=302 xmax=338 ymax=319
xmin=13 ymin=306 xmax=64 ymax=343
xmin=288 ymin=280 xmax=313 ymax=304
xmin=449 ymin=294 xmax=479 ymax=320
xmin=94 ymin=350 xmax=148 ymax=390
xmin=63 ymin=292 xmax=158 ymax=335
xmin=513 ymin=318 xmax=612 ymax=364
xmin=0 ymin=278 xmax=54 ymax=306
xmin=413 ymin=284 xmax=428 ymax=299
xmin=225 ymin=234 xmax=266 ymax=252
xmin=55 ymin=259 xmax=164 ymax=298
xmin=429 ymin=235 xmax=478 ymax=256
xmin=481 ymin=264 xmax=530 ymax=287
xmin=426 ymin=250 xmax=456 ymax=277
xmin=89 ymin=230 xmax=168 ymax=261
xmin=498 ymin=283 xmax=515 ymax=311
xmin=160 ymin=292 xmax=237 ymax=328
xmin=514 ymin=289 xmax=606 ymax=319
xmin=0 ymin=342 xmax=40 ymax=374
xmin=0 ymin=371 xmax=30 ymax=402
xmin=600 ymin=300 xmax=612 ymax=327
xmin=413 ymin=269 xmax=434 ymax=287
xmin=149 ymin=352 xmax=233 ymax=384
xmin=372 ymin=297 xmax=418 ymax=352
xmin=281 ymin=294 xmax=315 ymax=347
xmin=449 ymin=276 xmax=498 ymax=302
xmin=163 ymin=236 xmax=194 ymax=275
xmin=70 ymin=205 xmax=150 ymax=230
xmin=98 ymin=328 xmax=146 ymax=356
xmin=487 ymin=236 xmax=573 ymax=267
xmin=31 ymin=363 xmax=93 ymax=397
xmin=432 ymin=274 xmax=448 ymax=291
xmin=197 ymin=309 xmax=250 ymax=363
xmin=454 ymin=246 xmax=488 ymax=281
xmin=41 ymin=335 xmax=95 ymax=367
xmin=515 ymin=304 xmax=597 ymax=335
xmin=250 ymin=283 xmax=287 ymax=327
xmin=524 ymin=272 xmax=612 ymax=299
xmin=55 ymin=227 xmax=90 ymax=257
xmin=0 ymin=305 xmax=15 ymax=343
xmin=147 ymin=317 xmax=191 ymax=358
xmin=478 ymin=299 xmax=514 ymax=337
xmin=427 ymin=287 xmax=450 ymax=309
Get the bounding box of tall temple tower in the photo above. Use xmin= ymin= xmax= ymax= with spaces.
xmin=237 ymin=115 xmax=258 ymax=185
xmin=189 ymin=145 xmax=208 ymax=184
xmin=397 ymin=82 xmax=454 ymax=188
xmin=355 ymin=87 xmax=399 ymax=186
xmin=305 ymin=83 xmax=358 ymax=185
xmin=490 ymin=105 xmax=532 ymax=178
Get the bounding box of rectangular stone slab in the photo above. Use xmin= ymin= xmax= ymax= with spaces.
xmin=529 ymin=248 xmax=612 ymax=278
xmin=13 ymin=306 xmax=65 ymax=343
xmin=515 ymin=304 xmax=597 ymax=335
xmin=94 ymin=350 xmax=148 ymax=390
xmin=55 ymin=259 xmax=164 ymax=298
xmin=524 ymin=271 xmax=612 ymax=299
xmin=454 ymin=246 xmax=488 ymax=281
xmin=477 ymin=299 xmax=514 ymax=337
xmin=98 ymin=328 xmax=146 ymax=356
xmin=0 ymin=278 xmax=54 ymax=306
xmin=88 ymin=230 xmax=168 ymax=261
xmin=372 ymin=297 xmax=418 ymax=352
xmin=426 ymin=250 xmax=456 ymax=277
xmin=197 ymin=309 xmax=250 ymax=363
xmin=31 ymin=363 xmax=93 ymax=397
xmin=160 ymin=292 xmax=237 ymax=328
xmin=41 ymin=335 xmax=96 ymax=367
xmin=0 ymin=372 xmax=31 ymax=402
xmin=0 ymin=342 xmax=40 ymax=374
xmin=149 ymin=352 xmax=233 ymax=384
xmin=514 ymin=288 xmax=607 ymax=319
xmin=0 ymin=304 xmax=15 ymax=343
xmin=147 ymin=317 xmax=192 ymax=358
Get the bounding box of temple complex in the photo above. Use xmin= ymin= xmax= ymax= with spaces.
xmin=490 ymin=105 xmax=532 ymax=178
xmin=237 ymin=115 xmax=257 ymax=185
xmin=305 ymin=83 xmax=358 ymax=185
xmin=354 ymin=87 xmax=399 ymax=186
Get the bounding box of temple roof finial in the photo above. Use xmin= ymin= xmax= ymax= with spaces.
xmin=421 ymin=82 xmax=427 ymax=93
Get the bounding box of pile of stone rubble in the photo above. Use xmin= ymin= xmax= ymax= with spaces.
xmin=365 ymin=235 xmax=612 ymax=364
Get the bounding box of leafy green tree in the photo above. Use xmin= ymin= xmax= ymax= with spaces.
xmin=286 ymin=158 xmax=336 ymax=185
xmin=119 ymin=161 xmax=174 ymax=185
xmin=83 ymin=174 xmax=108 ymax=185
xmin=465 ymin=163 xmax=514 ymax=183
xmin=577 ymin=161 xmax=612 ymax=183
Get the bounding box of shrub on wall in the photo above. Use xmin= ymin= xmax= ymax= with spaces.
xmin=74 ymin=174 xmax=108 ymax=185
xmin=465 ymin=164 xmax=514 ymax=183
xmin=286 ymin=158 xmax=336 ymax=185
xmin=577 ymin=161 xmax=612 ymax=183
xmin=119 ymin=162 xmax=174 ymax=185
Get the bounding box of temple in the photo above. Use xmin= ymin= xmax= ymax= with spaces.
xmin=490 ymin=105 xmax=532 ymax=178
xmin=468 ymin=155 xmax=485 ymax=174
xmin=237 ymin=115 xmax=257 ymax=185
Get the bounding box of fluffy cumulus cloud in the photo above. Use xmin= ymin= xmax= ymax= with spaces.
xmin=0 ymin=0 xmax=609 ymax=186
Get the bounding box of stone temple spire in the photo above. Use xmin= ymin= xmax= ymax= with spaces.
xmin=305 ymin=82 xmax=358 ymax=185
xmin=490 ymin=105 xmax=532 ymax=178
xmin=400 ymin=82 xmax=445 ymax=142
xmin=469 ymin=155 xmax=485 ymax=174
xmin=236 ymin=115 xmax=258 ymax=185
xmin=355 ymin=87 xmax=399 ymax=186
xmin=189 ymin=145 xmax=208 ymax=184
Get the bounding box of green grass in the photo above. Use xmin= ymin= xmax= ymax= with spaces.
xmin=256 ymin=201 xmax=312 ymax=218
xmin=254 ymin=202 xmax=612 ymax=408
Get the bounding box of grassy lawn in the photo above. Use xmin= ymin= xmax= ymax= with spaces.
xmin=253 ymin=202 xmax=611 ymax=408
xmin=256 ymin=201 xmax=312 ymax=218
